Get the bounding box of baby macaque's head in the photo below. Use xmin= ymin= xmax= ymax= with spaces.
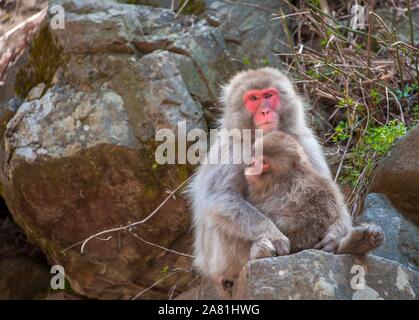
xmin=244 ymin=131 xmax=310 ymax=188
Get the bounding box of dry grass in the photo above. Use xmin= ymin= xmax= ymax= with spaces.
xmin=276 ymin=0 xmax=418 ymax=215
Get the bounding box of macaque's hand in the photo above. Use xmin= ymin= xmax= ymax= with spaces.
xmin=315 ymin=217 xmax=351 ymax=253
xmin=271 ymin=234 xmax=291 ymax=256
xmin=250 ymin=233 xmax=290 ymax=259
xmin=250 ymin=238 xmax=276 ymax=259
xmin=265 ymin=224 xmax=291 ymax=256
xmin=314 ymin=233 xmax=339 ymax=253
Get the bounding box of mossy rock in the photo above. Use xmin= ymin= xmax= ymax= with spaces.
xmin=15 ymin=26 xmax=66 ymax=98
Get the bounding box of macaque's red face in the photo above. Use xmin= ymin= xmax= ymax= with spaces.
xmin=243 ymin=87 xmax=280 ymax=131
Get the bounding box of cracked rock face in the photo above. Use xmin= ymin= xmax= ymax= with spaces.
xmin=0 ymin=0 xmax=289 ymax=299
xmin=234 ymin=250 xmax=419 ymax=300
xmin=177 ymin=250 xmax=419 ymax=300
xmin=205 ymin=0 xmax=289 ymax=66
xmin=5 ymin=85 xmax=135 ymax=166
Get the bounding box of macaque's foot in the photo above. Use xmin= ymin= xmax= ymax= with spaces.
xmin=250 ymin=238 xmax=276 ymax=259
xmin=271 ymin=235 xmax=290 ymax=256
xmin=337 ymin=224 xmax=384 ymax=255
xmin=314 ymin=233 xmax=339 ymax=253
xmin=366 ymin=225 xmax=384 ymax=249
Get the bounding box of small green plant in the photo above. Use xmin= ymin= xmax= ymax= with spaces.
xmin=364 ymin=120 xmax=407 ymax=155
xmin=332 ymin=121 xmax=350 ymax=143
xmin=242 ymin=57 xmax=251 ymax=66
xmin=306 ymin=69 xmax=322 ymax=80
xmin=337 ymin=97 xmax=356 ymax=108
xmin=340 ymin=121 xmax=407 ymax=187
xmin=160 ymin=265 xmax=170 ymax=275
xmin=396 ymin=83 xmax=417 ymax=100
xmin=370 ymin=89 xmax=381 ymax=105
xmin=261 ymin=58 xmax=270 ymax=66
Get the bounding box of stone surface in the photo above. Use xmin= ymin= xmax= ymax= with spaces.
xmin=369 ymin=126 xmax=419 ymax=226
xmin=358 ymin=193 xmax=418 ymax=271
xmin=1 ymin=76 xmax=200 ymax=298
xmin=0 ymin=0 xmax=296 ymax=299
xmin=234 ymin=250 xmax=418 ymax=300
xmin=51 ymin=0 xmax=183 ymax=54
xmin=205 ymin=0 xmax=289 ymax=68
xmin=1 ymin=0 xmax=224 ymax=299
xmin=26 ymin=82 xmax=46 ymax=101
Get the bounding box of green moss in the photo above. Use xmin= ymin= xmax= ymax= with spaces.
xmin=140 ymin=138 xmax=194 ymax=201
xmin=179 ymin=0 xmax=205 ymax=15
xmin=15 ymin=26 xmax=66 ymax=98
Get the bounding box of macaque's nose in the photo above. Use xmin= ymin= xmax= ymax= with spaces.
xmin=261 ymin=108 xmax=270 ymax=116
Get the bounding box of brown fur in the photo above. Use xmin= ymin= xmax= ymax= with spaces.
xmin=246 ymin=131 xmax=343 ymax=253
xmin=246 ymin=131 xmax=384 ymax=258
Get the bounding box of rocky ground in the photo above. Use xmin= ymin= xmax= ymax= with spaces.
xmin=0 ymin=0 xmax=417 ymax=300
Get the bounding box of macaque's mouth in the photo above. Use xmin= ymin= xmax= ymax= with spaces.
xmin=257 ymin=122 xmax=276 ymax=130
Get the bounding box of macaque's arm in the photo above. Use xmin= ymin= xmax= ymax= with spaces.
xmin=207 ymin=191 xmax=287 ymax=242
xmin=204 ymin=165 xmax=286 ymax=243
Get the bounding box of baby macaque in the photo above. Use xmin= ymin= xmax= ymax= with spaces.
xmin=244 ymin=131 xmax=383 ymax=258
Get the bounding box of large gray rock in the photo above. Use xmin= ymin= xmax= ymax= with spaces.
xmin=205 ymin=0 xmax=289 ymax=67
xmin=234 ymin=250 xmax=418 ymax=300
xmin=178 ymin=250 xmax=419 ymax=300
xmin=369 ymin=126 xmax=419 ymax=226
xmin=51 ymin=0 xmax=239 ymax=110
xmin=358 ymin=193 xmax=418 ymax=271
xmin=1 ymin=57 xmax=203 ymax=298
xmin=1 ymin=0 xmax=224 ymax=299
xmin=0 ymin=0 xmax=293 ymax=299
xmin=51 ymin=0 xmax=185 ymax=54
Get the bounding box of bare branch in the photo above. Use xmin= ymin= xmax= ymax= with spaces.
xmin=63 ymin=176 xmax=192 ymax=254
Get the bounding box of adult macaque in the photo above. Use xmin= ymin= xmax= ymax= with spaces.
xmin=188 ymin=68 xmax=365 ymax=295
xmin=245 ymin=131 xmax=383 ymax=258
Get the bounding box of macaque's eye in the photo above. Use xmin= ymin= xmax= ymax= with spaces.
xmin=265 ymin=92 xmax=273 ymax=99
xmin=249 ymin=95 xmax=258 ymax=101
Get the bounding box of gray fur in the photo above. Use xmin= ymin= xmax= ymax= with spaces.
xmin=187 ymin=68 xmax=381 ymax=296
